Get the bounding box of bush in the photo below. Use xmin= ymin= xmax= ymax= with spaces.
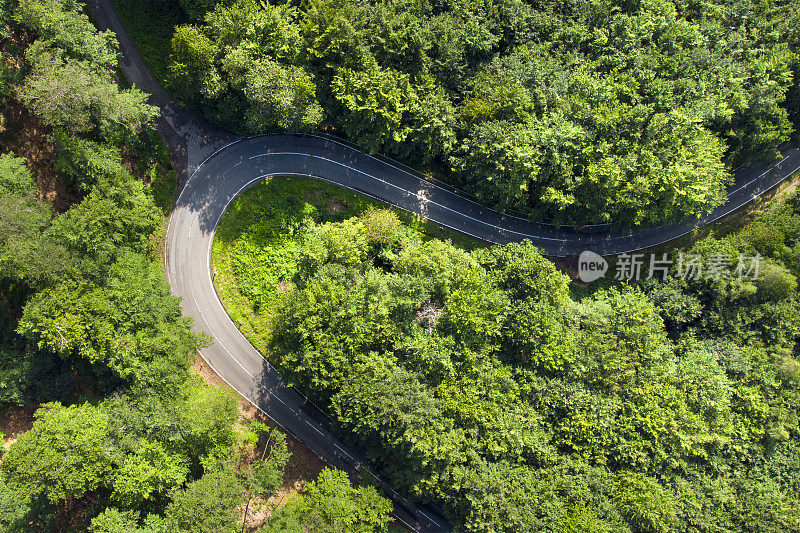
xmin=0 ymin=153 xmax=35 ymax=196
xmin=53 ymin=131 xmax=127 ymax=192
xmin=755 ymin=262 xmax=798 ymax=302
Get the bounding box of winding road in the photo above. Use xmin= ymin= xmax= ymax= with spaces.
xmin=88 ymin=1 xmax=800 ymax=531
xmin=169 ymin=134 xmax=800 ymax=257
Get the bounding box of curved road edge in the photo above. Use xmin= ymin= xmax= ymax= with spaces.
xmin=164 ymin=134 xmax=799 ymax=533
xmin=88 ymin=2 xmax=800 ymax=532
xmin=164 ymin=139 xmax=455 ymax=532
xmin=171 ymin=134 xmax=800 ymax=257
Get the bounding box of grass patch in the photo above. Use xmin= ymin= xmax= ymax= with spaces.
xmin=109 ymin=0 xmax=186 ymax=87
xmin=147 ymin=149 xmax=178 ymax=216
xmin=148 ymin=156 xmax=177 ymax=265
xmin=211 ymin=176 xmax=484 ymax=356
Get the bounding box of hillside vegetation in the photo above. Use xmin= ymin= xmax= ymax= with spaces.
xmin=274 ymin=207 xmax=800 ymax=532
xmin=165 ymin=0 xmax=800 ymax=226
xmin=0 ymin=1 xmax=392 ymax=530
xmin=212 ymin=173 xmax=800 ymax=531
xmin=3 ymin=0 xmax=800 ymax=530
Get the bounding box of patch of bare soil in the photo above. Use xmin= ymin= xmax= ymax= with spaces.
xmin=0 ymin=98 xmax=77 ymax=211
xmin=302 ymin=187 xmax=346 ymax=216
xmin=0 ymin=402 xmax=39 ymax=456
xmin=0 ymin=19 xmax=78 ymax=212
xmin=327 ymin=196 xmax=346 ymax=215
xmin=192 ymin=356 xmax=325 ymax=530
xmin=276 ymin=279 xmax=292 ymax=294
xmin=303 ymin=187 xmax=325 ymax=205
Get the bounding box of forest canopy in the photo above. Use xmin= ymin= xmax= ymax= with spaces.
xmin=2 ymin=0 xmax=800 ymax=530
xmin=0 ymin=1 xmax=392 ymax=530
xmin=166 ymin=0 xmax=800 ymax=226
xmin=210 ymin=174 xmax=800 ymax=532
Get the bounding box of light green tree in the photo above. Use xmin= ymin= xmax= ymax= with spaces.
xmin=1 ymin=403 xmax=113 ymax=504
xmin=267 ymin=468 xmax=393 ymax=533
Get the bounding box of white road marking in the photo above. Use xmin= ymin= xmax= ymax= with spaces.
xmin=333 ymin=443 xmax=356 ymax=461
xmin=165 ymin=134 xmax=798 ymax=533
xmin=728 ymin=153 xmax=797 ymax=196
xmin=250 ymin=152 xmax=561 ymax=241
xmin=305 ymin=420 xmax=324 ymax=435
xmin=419 ymin=510 xmax=444 ymax=528
xmin=248 ymin=149 xmax=800 ymax=252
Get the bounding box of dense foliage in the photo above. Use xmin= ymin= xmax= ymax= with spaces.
xmin=210 ymin=175 xmax=479 ymax=356
xmin=0 ymin=1 xmax=392 ymax=530
xmin=4 ymin=0 xmax=800 ymax=530
xmin=214 ymin=192 xmax=800 ymax=531
xmin=166 ymin=0 xmax=799 ymax=226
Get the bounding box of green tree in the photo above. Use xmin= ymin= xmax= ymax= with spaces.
xmin=449 ymin=459 xmax=567 ymax=533
xmin=18 ymin=46 xmax=99 ymax=133
xmin=754 ymin=262 xmax=798 ymax=303
xmin=19 ymin=45 xmax=157 ymax=144
xmin=166 ymin=469 xmax=243 ymax=533
xmin=239 ymin=58 xmax=323 ymax=132
xmin=331 ymin=356 xmax=444 ymax=465
xmin=0 ymin=478 xmax=30 ymax=532
xmin=439 ymin=266 xmax=509 ymax=350
xmin=89 ymin=508 xmax=141 ymax=533
xmin=15 ymin=0 xmax=119 ymax=68
xmin=240 ymin=422 xmax=291 ymax=531
xmin=301 ymin=0 xmax=370 ymax=73
xmin=17 ymin=252 xmax=197 ymax=385
xmin=89 ymin=508 xmax=168 ymax=533
xmin=0 ymin=153 xmax=35 ymax=197
xmin=359 ymin=207 xmax=401 ymax=246
xmin=331 ymin=57 xmax=417 ymax=153
xmin=574 ymin=287 xmax=672 ymax=392
xmin=167 ymin=24 xmax=220 ymax=107
xmin=675 ymin=344 xmax=734 ymax=439
xmin=178 ymin=380 xmax=240 ymax=470
xmin=1 ymin=402 xmax=113 ymax=504
xmin=393 ymin=238 xmax=477 ymax=304
xmin=480 ymin=240 xmax=570 ymax=304
xmin=0 ymin=172 xmax=68 ymax=284
xmin=268 ymin=468 xmax=393 ymax=533
xmin=205 ymin=0 xmax=301 ymax=63
xmin=53 ymin=131 xmax=128 ymax=192
xmin=612 ymin=472 xmax=677 ymax=533
xmin=45 ymin=175 xmax=161 ymax=269
xmin=111 ymin=441 xmax=189 ymax=509
xmin=397 ymin=75 xmax=457 ymax=162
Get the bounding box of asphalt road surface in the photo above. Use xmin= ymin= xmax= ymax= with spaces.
xmin=163 ymin=133 xmax=799 ymax=533
xmin=163 ymin=135 xmax=461 ymax=531
xmin=90 ymin=1 xmax=800 ymax=531
xmin=170 ymin=134 xmax=800 ymax=257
